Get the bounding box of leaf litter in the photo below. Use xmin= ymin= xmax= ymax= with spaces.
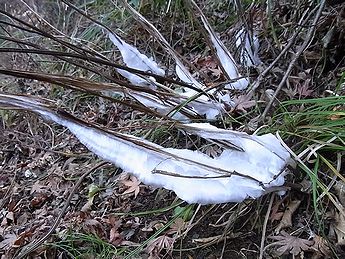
xmin=268 ymin=231 xmax=314 ymax=256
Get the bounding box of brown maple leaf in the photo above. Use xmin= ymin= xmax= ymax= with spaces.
xmin=167 ymin=218 xmax=187 ymax=235
xmin=275 ymin=200 xmax=301 ymax=233
xmin=270 ymin=196 xmax=287 ymax=222
xmin=269 ymin=231 xmax=314 ymax=256
xmin=310 ymin=234 xmax=331 ymax=258
xmin=332 ymin=209 xmax=345 ymax=246
xmin=146 ymin=235 xmax=175 ymax=258
xmin=297 ymin=78 xmax=314 ymax=97
xmin=121 ymin=175 xmax=141 ymax=198
xmin=30 ymin=181 xmax=47 ymax=194
xmin=232 ymin=94 xmax=257 ymax=112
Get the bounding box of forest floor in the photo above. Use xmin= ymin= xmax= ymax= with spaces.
xmin=0 ymin=0 xmax=345 ymax=258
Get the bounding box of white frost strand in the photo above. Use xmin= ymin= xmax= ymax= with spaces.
xmin=236 ymin=28 xmax=262 ymax=67
xmin=108 ymin=32 xmax=224 ymax=120
xmin=47 ymin=113 xmax=290 ymax=204
xmin=193 ymin=1 xmax=249 ymax=90
xmin=109 ymin=32 xmax=165 ymax=87
xmin=45 ymin=111 xmax=289 ymax=204
xmin=0 ymin=94 xmax=290 ymax=204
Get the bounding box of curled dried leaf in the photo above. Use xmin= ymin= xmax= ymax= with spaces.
xmin=275 ymin=200 xmax=301 ymax=233
xmin=269 ymin=231 xmax=314 ymax=256
xmin=146 ymin=235 xmax=175 ymax=258
xmin=310 ymin=235 xmax=331 ymax=259
xmin=332 ymin=209 xmax=345 ymax=246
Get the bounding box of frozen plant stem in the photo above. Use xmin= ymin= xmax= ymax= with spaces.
xmin=0 ymin=93 xmax=290 ymax=205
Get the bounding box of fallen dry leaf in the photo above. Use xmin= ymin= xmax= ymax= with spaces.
xmin=334 ymin=181 xmax=345 ymax=207
xmin=329 ymin=105 xmax=345 ymax=121
xmin=31 ymin=193 xmax=48 ymax=208
xmin=167 ymin=218 xmax=186 ymax=235
xmin=109 ymin=227 xmax=123 ymax=245
xmin=121 ymin=175 xmax=141 ymax=198
xmin=0 ymin=230 xmax=33 ymax=250
xmin=297 ymin=78 xmax=314 ymax=97
xmin=80 ymin=200 xmax=93 ymax=213
xmin=270 ymin=196 xmax=287 ymax=222
xmin=141 ymin=220 xmax=166 ymax=232
xmin=82 ymin=219 xmax=106 ymax=238
xmin=232 ymin=94 xmax=257 ymax=112
xmin=12 ymin=230 xmax=33 ymax=248
xmin=332 ymin=209 xmax=345 ymax=246
xmin=310 ymin=234 xmax=331 ymax=259
xmin=271 ymin=210 xmax=284 ymax=222
xmin=146 ymin=235 xmax=175 ymax=258
xmin=0 ymin=233 xmax=17 ymax=249
xmin=275 ymin=200 xmax=301 ymax=233
xmin=30 ymin=181 xmax=47 ymax=194
xmin=107 ymin=216 xmax=123 ymax=245
xmin=331 ymin=183 xmax=345 ymax=246
xmin=269 ymin=231 xmax=314 ymax=256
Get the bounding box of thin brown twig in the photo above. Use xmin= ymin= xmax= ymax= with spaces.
xmin=0 ymin=68 xmax=178 ymax=120
xmin=259 ymin=193 xmax=275 ymax=259
xmin=151 ymin=169 xmax=264 ymax=187
xmin=0 ymin=46 xmax=199 ymax=91
xmin=0 ymin=171 xmax=17 ymax=210
xmin=259 ymin=0 xmax=326 ymax=122
xmin=15 ymin=161 xmax=109 ymax=259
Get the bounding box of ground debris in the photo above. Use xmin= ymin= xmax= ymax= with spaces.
xmin=268 ymin=231 xmax=314 ymax=257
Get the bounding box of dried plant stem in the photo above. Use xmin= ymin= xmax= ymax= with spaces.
xmin=259 ymin=193 xmax=275 ymax=259
xmin=246 ymin=1 xmax=317 ymax=104
xmin=259 ymin=0 xmax=326 ymax=122
xmin=186 ymin=0 xmax=238 ymax=81
xmin=246 ymin=1 xmax=315 ymax=96
xmin=248 ymin=30 xmax=299 ymax=94
xmin=15 ymin=161 xmax=109 ymax=259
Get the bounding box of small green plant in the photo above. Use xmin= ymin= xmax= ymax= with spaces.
xmin=269 ymin=96 xmax=345 ymax=149
xmin=265 ymin=96 xmax=344 ymax=238
xmin=48 ymin=232 xmax=122 ymax=259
